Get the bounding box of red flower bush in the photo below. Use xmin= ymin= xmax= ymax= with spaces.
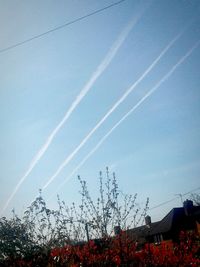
xmin=50 ymin=231 xmax=200 ymax=267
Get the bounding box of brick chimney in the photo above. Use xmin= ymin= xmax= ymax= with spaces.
xmin=145 ymin=215 xmax=151 ymax=227
xmin=183 ymin=199 xmax=193 ymax=216
xmin=114 ymin=225 xmax=121 ymax=235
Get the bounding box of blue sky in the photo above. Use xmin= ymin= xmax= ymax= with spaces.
xmin=0 ymin=0 xmax=200 ymax=222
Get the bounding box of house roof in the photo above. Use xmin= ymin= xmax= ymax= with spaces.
xmin=126 ymin=204 xmax=200 ymax=239
xmin=151 ymin=205 xmax=200 ymax=235
xmin=125 ymin=221 xmax=159 ymax=241
xmin=151 ymin=208 xmax=183 ymax=235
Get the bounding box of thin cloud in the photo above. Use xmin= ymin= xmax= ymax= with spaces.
xmin=42 ymin=29 xmax=185 ymax=190
xmin=1 ymin=12 xmax=143 ymax=215
xmin=50 ymin=39 xmax=200 ymax=198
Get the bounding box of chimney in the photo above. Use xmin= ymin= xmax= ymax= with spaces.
xmin=114 ymin=225 xmax=121 ymax=235
xmin=183 ymin=199 xmax=193 ymax=216
xmin=145 ymin=215 xmax=151 ymax=227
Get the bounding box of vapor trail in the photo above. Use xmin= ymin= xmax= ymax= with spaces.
xmin=1 ymin=12 xmax=142 ymax=215
xmin=42 ymin=30 xmax=185 ymax=190
xmin=50 ymin=39 xmax=200 ymax=198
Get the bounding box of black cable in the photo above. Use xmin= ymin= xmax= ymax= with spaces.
xmin=149 ymin=197 xmax=178 ymax=211
xmin=0 ymin=0 xmax=127 ymax=54
xmin=125 ymin=186 xmax=200 ymax=221
xmin=149 ymin=186 xmax=200 ymax=210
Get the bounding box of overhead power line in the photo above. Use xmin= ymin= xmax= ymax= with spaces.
xmin=149 ymin=186 xmax=200 ymax=210
xmin=126 ymin=186 xmax=200 ymax=221
xmin=0 ymin=0 xmax=127 ymax=54
xmin=1 ymin=6 xmax=140 ymax=215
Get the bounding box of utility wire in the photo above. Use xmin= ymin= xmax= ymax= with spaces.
xmin=0 ymin=0 xmax=127 ymax=54
xmin=149 ymin=186 xmax=200 ymax=210
xmin=126 ymin=186 xmax=200 ymax=221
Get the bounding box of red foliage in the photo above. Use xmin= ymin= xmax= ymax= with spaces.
xmin=50 ymin=231 xmax=200 ymax=267
xmin=2 ymin=231 xmax=198 ymax=266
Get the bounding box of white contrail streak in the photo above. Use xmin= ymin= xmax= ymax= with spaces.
xmin=42 ymin=30 xmax=185 ymax=190
xmin=1 ymin=12 xmax=143 ymax=215
xmin=50 ymin=39 xmax=200 ymax=198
